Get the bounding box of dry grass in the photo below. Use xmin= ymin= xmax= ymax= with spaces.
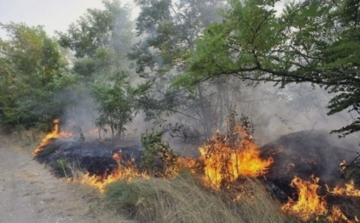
xmin=237 ymin=179 xmax=299 ymax=223
xmin=0 ymin=126 xmax=44 ymax=152
xmin=106 ymin=172 xmax=298 ymax=223
xmin=68 ymin=181 xmax=136 ymax=223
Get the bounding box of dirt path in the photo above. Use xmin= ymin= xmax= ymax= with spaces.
xmin=0 ymin=139 xmax=133 ymax=223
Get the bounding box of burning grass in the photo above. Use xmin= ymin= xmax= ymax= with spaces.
xmin=281 ymin=175 xmax=360 ymax=222
xmin=32 ymin=118 xmax=360 ymax=223
xmin=330 ymin=181 xmax=360 ymax=197
xmin=199 ymin=126 xmax=273 ymax=189
xmin=74 ymin=161 xmax=148 ymax=193
xmin=33 ymin=119 xmax=72 ymax=156
xmin=281 ymin=175 xmax=328 ymax=221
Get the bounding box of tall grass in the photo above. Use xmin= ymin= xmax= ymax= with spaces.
xmin=0 ymin=126 xmax=43 ymax=151
xmin=106 ymin=173 xmax=297 ymax=223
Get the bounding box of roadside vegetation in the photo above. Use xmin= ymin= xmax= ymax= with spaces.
xmin=106 ymin=174 xmax=295 ymax=223
xmin=1 ymin=0 xmax=360 ymax=222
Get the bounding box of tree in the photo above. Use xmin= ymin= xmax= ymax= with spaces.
xmin=129 ymin=0 xmax=229 ymax=137
xmin=58 ymin=0 xmax=133 ymax=78
xmin=182 ymin=0 xmax=360 ymax=137
xmin=92 ymin=71 xmax=150 ymax=139
xmin=57 ymin=0 xmax=150 ymax=138
xmin=0 ymin=23 xmax=74 ymax=129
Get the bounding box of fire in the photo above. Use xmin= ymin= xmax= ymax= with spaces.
xmin=329 ymin=181 xmax=360 ymax=197
xmin=80 ymin=165 xmax=148 ymax=193
xmin=76 ymin=152 xmax=148 ymax=193
xmin=281 ymin=175 xmax=328 ymax=221
xmin=34 ymin=119 xmax=360 ymax=221
xmin=177 ymin=157 xmax=198 ymax=173
xmin=282 ymin=175 xmax=360 ymax=222
xmin=112 ymin=152 xmax=121 ymax=163
xmin=199 ymin=126 xmax=273 ymax=189
xmin=327 ymin=206 xmax=354 ymax=223
xmin=33 ymin=119 xmax=72 ymax=156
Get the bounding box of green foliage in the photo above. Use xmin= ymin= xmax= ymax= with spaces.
xmin=130 ymin=0 xmax=230 ymax=136
xmin=106 ymin=180 xmax=138 ymax=215
xmin=183 ymin=0 xmax=360 ymax=137
xmin=58 ymin=0 xmax=132 ymax=58
xmin=58 ymin=0 xmax=149 ymax=138
xmin=140 ymin=129 xmax=178 ymax=176
xmin=92 ymin=71 xmax=150 ymax=139
xmin=58 ymin=0 xmax=133 ymax=78
xmin=0 ymin=23 xmax=74 ymax=130
xmin=56 ymin=158 xmax=69 ymax=170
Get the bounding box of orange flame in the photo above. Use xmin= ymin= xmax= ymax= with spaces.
xmin=76 ymin=152 xmax=148 ymax=193
xmin=33 ymin=119 xmax=72 ymax=156
xmin=281 ymin=175 xmax=328 ymax=221
xmin=177 ymin=157 xmax=198 ymax=173
xmin=282 ymin=176 xmax=360 ymax=222
xmin=80 ymin=165 xmax=148 ymax=193
xmin=329 ymin=181 xmax=360 ymax=197
xmin=199 ymin=126 xmax=273 ymax=189
xmin=112 ymin=152 xmax=122 ymax=163
xmin=327 ymin=205 xmax=354 ymax=223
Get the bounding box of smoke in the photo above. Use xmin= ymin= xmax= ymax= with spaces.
xmin=56 ymin=87 xmax=98 ymax=138
xmin=230 ymin=81 xmax=359 ymax=148
xmin=51 ymin=0 xmax=359 ymax=160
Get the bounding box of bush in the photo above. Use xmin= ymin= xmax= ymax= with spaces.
xmin=140 ymin=129 xmax=178 ymax=177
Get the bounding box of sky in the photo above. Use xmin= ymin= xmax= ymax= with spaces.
xmin=0 ymin=0 xmax=137 ymax=39
xmin=0 ymin=0 xmax=288 ymax=39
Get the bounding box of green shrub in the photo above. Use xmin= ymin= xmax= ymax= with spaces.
xmin=140 ymin=129 xmax=178 ymax=177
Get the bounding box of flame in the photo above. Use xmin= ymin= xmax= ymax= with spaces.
xmin=282 ymin=176 xmax=360 ymax=222
xmin=112 ymin=152 xmax=121 ymax=163
xmin=177 ymin=157 xmax=198 ymax=173
xmin=33 ymin=119 xmax=72 ymax=156
xmin=199 ymin=126 xmax=273 ymax=189
xmin=75 ymin=152 xmax=148 ymax=193
xmin=80 ymin=165 xmax=148 ymax=193
xmin=35 ymin=120 xmax=360 ymax=222
xmin=281 ymin=175 xmax=328 ymax=221
xmin=329 ymin=181 xmax=360 ymax=197
xmin=327 ymin=205 xmax=354 ymax=223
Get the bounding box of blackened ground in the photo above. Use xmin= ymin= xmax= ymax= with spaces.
xmin=35 ymin=139 xmax=143 ymax=177
xmin=260 ymin=130 xmax=359 ymax=201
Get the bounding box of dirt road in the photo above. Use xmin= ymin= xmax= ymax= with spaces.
xmin=0 ymin=140 xmax=132 ymax=223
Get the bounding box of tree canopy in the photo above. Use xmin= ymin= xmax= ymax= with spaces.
xmin=1 ymin=0 xmax=359 ymax=140
xmin=0 ymin=23 xmax=74 ymax=129
xmin=179 ymin=0 xmax=360 ymax=136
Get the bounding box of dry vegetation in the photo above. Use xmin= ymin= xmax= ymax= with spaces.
xmin=0 ymin=127 xmax=44 ymax=151
xmin=106 ymin=172 xmax=297 ymax=223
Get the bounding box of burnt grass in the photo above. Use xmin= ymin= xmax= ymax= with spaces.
xmin=35 ymin=139 xmax=143 ymax=178
xmin=260 ymin=130 xmax=358 ymax=198
xmin=35 ymin=130 xmax=359 ymax=189
xmin=34 ymin=130 xmax=360 ymax=220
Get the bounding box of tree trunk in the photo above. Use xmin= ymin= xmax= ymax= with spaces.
xmin=197 ymin=85 xmax=212 ymax=136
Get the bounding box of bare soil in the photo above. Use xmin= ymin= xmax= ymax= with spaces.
xmin=0 ymin=138 xmax=134 ymax=223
